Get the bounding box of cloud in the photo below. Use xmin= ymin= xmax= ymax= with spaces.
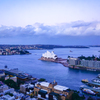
xmin=0 ymin=21 xmax=100 ymax=37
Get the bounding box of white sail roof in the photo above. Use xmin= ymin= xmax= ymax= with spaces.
xmin=42 ymin=51 xmax=57 ymax=59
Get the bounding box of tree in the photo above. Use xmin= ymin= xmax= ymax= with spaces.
xmin=87 ymin=96 xmax=94 ymax=100
xmin=5 ymin=92 xmax=13 ymax=96
xmin=68 ymin=56 xmax=70 ymax=58
xmin=5 ymin=65 xmax=8 ymax=68
xmin=0 ymin=77 xmax=5 ymax=82
xmin=71 ymin=92 xmax=84 ymax=100
xmin=38 ymin=78 xmax=46 ymax=82
xmin=4 ymin=79 xmax=19 ymax=89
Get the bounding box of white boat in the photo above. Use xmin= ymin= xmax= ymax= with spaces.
xmin=92 ymin=79 xmax=100 ymax=83
xmin=82 ymin=88 xmax=96 ymax=95
xmin=97 ymin=74 xmax=100 ymax=78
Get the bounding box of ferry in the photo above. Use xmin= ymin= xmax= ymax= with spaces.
xmin=92 ymin=79 xmax=100 ymax=83
xmin=82 ymin=88 xmax=96 ymax=95
xmin=81 ymin=79 xmax=89 ymax=83
xmin=97 ymin=74 xmax=100 ymax=78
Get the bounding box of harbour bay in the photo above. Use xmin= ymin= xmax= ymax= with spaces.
xmin=0 ymin=47 xmax=100 ymax=91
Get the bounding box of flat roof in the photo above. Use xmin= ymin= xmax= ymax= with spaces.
xmin=5 ymin=69 xmax=28 ymax=79
xmin=40 ymin=82 xmax=49 ymax=87
xmin=54 ymin=85 xmax=69 ymax=91
xmin=69 ymin=58 xmax=78 ymax=60
xmin=8 ymin=69 xmax=23 ymax=74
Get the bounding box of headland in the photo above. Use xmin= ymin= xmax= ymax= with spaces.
xmin=39 ymin=51 xmax=100 ymax=72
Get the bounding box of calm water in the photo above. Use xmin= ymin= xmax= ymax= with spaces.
xmin=0 ymin=47 xmax=100 ymax=90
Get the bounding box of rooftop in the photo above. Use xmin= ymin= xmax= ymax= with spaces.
xmin=69 ymin=58 xmax=78 ymax=60
xmin=42 ymin=51 xmax=57 ymax=59
xmin=54 ymin=85 xmax=69 ymax=91
xmin=40 ymin=82 xmax=50 ymax=87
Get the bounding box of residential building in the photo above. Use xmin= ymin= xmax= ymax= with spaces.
xmin=5 ymin=75 xmax=9 ymax=80
xmin=4 ymin=68 xmax=29 ymax=81
xmin=0 ymin=85 xmax=9 ymax=93
xmin=10 ymin=76 xmax=17 ymax=82
xmin=5 ymin=75 xmax=17 ymax=82
xmin=81 ymin=59 xmax=100 ymax=68
xmin=20 ymin=83 xmax=34 ymax=94
xmin=69 ymin=58 xmax=80 ymax=65
xmin=0 ymin=95 xmax=15 ymax=100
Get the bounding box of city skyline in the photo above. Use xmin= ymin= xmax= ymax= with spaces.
xmin=0 ymin=0 xmax=100 ymax=45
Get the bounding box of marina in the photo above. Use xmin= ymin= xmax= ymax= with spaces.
xmin=80 ymin=74 xmax=100 ymax=96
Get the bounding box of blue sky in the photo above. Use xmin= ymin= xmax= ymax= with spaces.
xmin=0 ymin=0 xmax=100 ymax=45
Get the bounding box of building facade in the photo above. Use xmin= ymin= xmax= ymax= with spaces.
xmin=68 ymin=58 xmax=80 ymax=65
xmin=81 ymin=60 xmax=100 ymax=68
xmin=34 ymin=81 xmax=73 ymax=100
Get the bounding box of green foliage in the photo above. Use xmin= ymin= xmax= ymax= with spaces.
xmin=0 ymin=76 xmax=25 ymax=90
xmin=5 ymin=92 xmax=13 ymax=96
xmin=55 ymin=94 xmax=61 ymax=100
xmin=17 ymin=79 xmax=24 ymax=86
xmin=68 ymin=56 xmax=70 ymax=58
xmin=38 ymin=78 xmax=46 ymax=82
xmin=4 ymin=79 xmax=19 ymax=89
xmin=0 ymin=78 xmax=5 ymax=82
xmin=87 ymin=96 xmax=94 ymax=100
xmin=71 ymin=92 xmax=84 ymax=100
xmin=78 ymin=55 xmax=100 ymax=61
xmin=67 ymin=89 xmax=71 ymax=91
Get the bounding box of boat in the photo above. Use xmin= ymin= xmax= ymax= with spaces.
xmin=70 ymin=50 xmax=72 ymax=52
xmin=82 ymin=88 xmax=96 ymax=95
xmin=97 ymin=74 xmax=100 ymax=78
xmin=81 ymin=79 xmax=89 ymax=83
xmin=92 ymin=79 xmax=100 ymax=83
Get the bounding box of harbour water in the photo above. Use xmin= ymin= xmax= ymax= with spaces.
xmin=0 ymin=47 xmax=100 ymax=91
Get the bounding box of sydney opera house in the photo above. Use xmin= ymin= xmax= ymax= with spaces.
xmin=39 ymin=51 xmax=58 ymax=61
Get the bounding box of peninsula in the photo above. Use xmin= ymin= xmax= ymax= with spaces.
xmin=39 ymin=51 xmax=100 ymax=72
xmin=0 ymin=48 xmax=30 ymax=55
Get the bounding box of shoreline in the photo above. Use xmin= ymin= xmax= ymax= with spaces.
xmin=39 ymin=57 xmax=100 ymax=72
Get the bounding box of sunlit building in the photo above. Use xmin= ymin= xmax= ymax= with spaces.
xmin=34 ymin=81 xmax=73 ymax=100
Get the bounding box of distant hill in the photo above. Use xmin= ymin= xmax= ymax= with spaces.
xmin=0 ymin=44 xmax=89 ymax=50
